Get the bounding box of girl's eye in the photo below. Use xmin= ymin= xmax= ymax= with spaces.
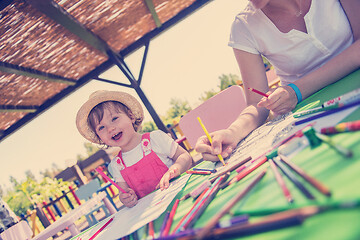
xmin=97 ymin=126 xmax=104 ymax=132
xmin=112 ymin=116 xmax=119 ymax=122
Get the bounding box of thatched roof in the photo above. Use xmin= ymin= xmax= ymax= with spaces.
xmin=0 ymin=0 xmax=211 ymax=141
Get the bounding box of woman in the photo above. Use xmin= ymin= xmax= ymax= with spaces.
xmin=195 ymin=0 xmax=360 ymax=161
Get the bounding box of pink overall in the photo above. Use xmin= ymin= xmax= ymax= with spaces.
xmin=117 ymin=133 xmax=169 ymax=198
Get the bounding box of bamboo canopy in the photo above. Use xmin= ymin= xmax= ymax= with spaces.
xmin=0 ymin=0 xmax=212 ymax=142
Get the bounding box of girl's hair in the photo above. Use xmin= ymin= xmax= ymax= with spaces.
xmin=87 ymin=101 xmax=142 ymax=144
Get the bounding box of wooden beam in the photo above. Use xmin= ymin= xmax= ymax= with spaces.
xmin=0 ymin=61 xmax=77 ymax=85
xmin=26 ymin=0 xmax=111 ymax=55
xmin=0 ymin=105 xmax=37 ymax=113
xmin=144 ymin=0 xmax=162 ymax=28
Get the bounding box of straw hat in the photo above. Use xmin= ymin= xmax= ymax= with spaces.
xmin=76 ymin=90 xmax=144 ymax=144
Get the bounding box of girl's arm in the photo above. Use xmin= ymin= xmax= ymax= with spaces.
xmin=158 ymin=145 xmax=192 ymax=190
xmin=117 ymin=181 xmax=138 ymax=208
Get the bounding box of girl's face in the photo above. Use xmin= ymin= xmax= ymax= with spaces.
xmin=95 ymin=105 xmax=138 ymax=151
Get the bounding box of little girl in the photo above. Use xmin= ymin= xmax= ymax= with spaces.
xmin=76 ymin=90 xmax=193 ymax=207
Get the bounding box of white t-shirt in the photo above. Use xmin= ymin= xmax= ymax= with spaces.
xmin=108 ymin=130 xmax=179 ymax=182
xmin=228 ymin=0 xmax=353 ymax=85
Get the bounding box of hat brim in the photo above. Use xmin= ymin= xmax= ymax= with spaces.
xmin=76 ymin=91 xmax=144 ymax=144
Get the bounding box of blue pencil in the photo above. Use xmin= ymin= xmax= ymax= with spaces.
xmin=294 ymin=99 xmax=360 ymax=126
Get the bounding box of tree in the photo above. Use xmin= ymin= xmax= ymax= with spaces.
xmin=76 ymin=142 xmax=100 ymax=161
xmin=25 ymin=170 xmax=36 ymax=181
xmin=218 ymin=73 xmax=241 ymax=90
xmin=166 ymin=98 xmax=191 ymax=119
xmin=199 ymin=73 xmax=241 ymax=102
xmin=140 ymin=121 xmax=157 ymax=133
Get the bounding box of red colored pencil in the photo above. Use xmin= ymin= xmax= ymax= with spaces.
xmin=96 ymin=167 xmax=127 ymax=193
xmin=162 ymin=199 xmax=180 ymax=236
xmin=148 ymin=221 xmax=155 ymax=239
xmin=228 ymin=156 xmax=268 ymax=185
xmin=186 ymin=170 xmax=212 ymax=175
xmin=89 ymin=217 xmax=114 ymax=240
xmin=248 ymin=87 xmax=269 ymax=97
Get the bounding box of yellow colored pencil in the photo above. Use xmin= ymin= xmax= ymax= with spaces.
xmin=197 ymin=117 xmax=226 ymax=166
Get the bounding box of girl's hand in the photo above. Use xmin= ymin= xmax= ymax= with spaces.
xmin=257 ymin=86 xmax=298 ymax=115
xmin=195 ymin=129 xmax=237 ymax=162
xmin=119 ymin=188 xmax=138 ymax=208
xmin=158 ymin=167 xmax=180 ymax=191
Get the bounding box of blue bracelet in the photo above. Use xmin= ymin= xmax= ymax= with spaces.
xmin=288 ymin=83 xmax=302 ymax=103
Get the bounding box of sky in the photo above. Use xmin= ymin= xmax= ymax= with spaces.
xmin=0 ymin=0 xmax=248 ymax=190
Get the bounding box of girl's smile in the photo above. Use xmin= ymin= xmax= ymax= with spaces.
xmin=95 ymin=106 xmax=141 ymax=151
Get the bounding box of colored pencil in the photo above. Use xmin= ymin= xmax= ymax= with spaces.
xmin=88 ymin=217 xmax=114 ymax=240
xmin=248 ymin=87 xmax=269 ymax=97
xmin=190 ymin=180 xmax=212 ymax=199
xmin=148 ymin=221 xmax=155 ymax=239
xmin=227 ymin=156 xmax=268 ymax=186
xmin=321 ymin=120 xmax=360 ymax=134
xmin=315 ymin=132 xmax=353 ymax=158
xmin=197 ymin=168 xmax=267 ymax=239
xmin=160 ymin=211 xmax=170 ymax=237
xmin=174 ymin=176 xmax=226 ymax=233
xmin=209 ymin=156 xmax=252 ymax=183
xmin=153 ymin=215 xmax=249 ymax=240
xmin=279 ymin=154 xmax=331 ymax=197
xmin=293 ymin=99 xmax=360 ymax=126
xmin=269 ymin=159 xmax=294 ymax=203
xmin=162 ymin=199 xmax=180 ymax=236
xmin=172 ymin=188 xmax=209 ymax=234
xmin=231 ymin=198 xmax=360 ymax=216
xmin=197 ymin=117 xmax=226 ymax=166
xmin=272 ymin=157 xmax=315 ymax=200
xmin=131 ymin=231 xmax=139 ymax=240
xmin=193 ymin=168 xmax=217 ymax=173
xmin=182 ymin=175 xmax=228 ymax=230
xmin=206 ymin=206 xmax=318 ymax=239
xmin=95 ymin=167 xmax=127 ymax=193
xmin=293 ymin=103 xmax=339 ymax=118
xmin=186 ymin=170 xmax=212 ymax=175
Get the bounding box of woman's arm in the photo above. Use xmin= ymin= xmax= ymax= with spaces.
xmin=195 ymin=49 xmax=270 ymax=161
xmin=340 ymin=0 xmax=360 ymax=41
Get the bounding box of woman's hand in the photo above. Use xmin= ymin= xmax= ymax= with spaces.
xmin=257 ymin=86 xmax=298 ymax=115
xmin=194 ymin=129 xmax=238 ymax=162
xmin=119 ymin=188 xmax=138 ymax=208
xmin=158 ymin=167 xmax=180 ymax=191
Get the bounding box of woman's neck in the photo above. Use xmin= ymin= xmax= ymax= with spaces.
xmin=264 ymin=0 xmax=303 ymax=17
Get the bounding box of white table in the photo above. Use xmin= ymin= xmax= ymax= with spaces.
xmin=32 ymin=191 xmax=116 ymax=240
xmin=0 ymin=221 xmax=33 ymax=240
